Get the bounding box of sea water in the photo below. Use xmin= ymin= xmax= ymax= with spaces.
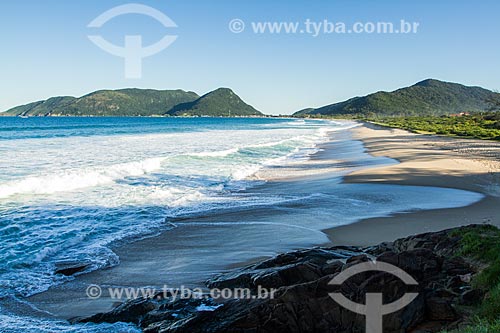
xmin=0 ymin=117 xmax=483 ymax=332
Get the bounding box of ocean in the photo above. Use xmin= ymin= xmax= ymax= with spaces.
xmin=0 ymin=117 xmax=483 ymax=332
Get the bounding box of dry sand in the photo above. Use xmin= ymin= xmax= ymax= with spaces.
xmin=28 ymin=122 xmax=500 ymax=319
xmin=325 ymin=122 xmax=500 ymax=246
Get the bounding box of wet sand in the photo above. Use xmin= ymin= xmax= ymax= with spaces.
xmin=27 ymin=122 xmax=499 ymax=320
xmin=325 ymin=122 xmax=500 ymax=246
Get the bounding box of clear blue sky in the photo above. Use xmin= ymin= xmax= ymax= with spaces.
xmin=1 ymin=0 xmax=499 ymax=115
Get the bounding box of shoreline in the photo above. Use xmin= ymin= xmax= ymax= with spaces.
xmin=324 ymin=122 xmax=500 ymax=246
xmin=26 ymin=121 xmax=500 ymax=320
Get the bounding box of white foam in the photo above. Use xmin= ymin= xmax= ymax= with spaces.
xmin=0 ymin=312 xmax=140 ymax=333
xmin=231 ymin=164 xmax=264 ymax=181
xmin=0 ymin=157 xmax=166 ymax=199
xmin=188 ymin=148 xmax=239 ymax=157
xmin=196 ymin=304 xmax=223 ymax=312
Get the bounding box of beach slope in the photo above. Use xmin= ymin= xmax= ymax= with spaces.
xmin=326 ymin=122 xmax=500 ymax=246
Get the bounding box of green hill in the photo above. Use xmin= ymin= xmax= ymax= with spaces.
xmin=294 ymin=79 xmax=499 ymax=117
xmin=167 ymin=88 xmax=262 ymax=117
xmin=4 ymin=96 xmax=78 ymax=117
xmin=2 ymin=88 xmax=262 ymax=117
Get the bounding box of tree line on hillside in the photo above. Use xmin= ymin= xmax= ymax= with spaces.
xmin=367 ymin=112 xmax=500 ymax=140
xmin=366 ymin=95 xmax=500 ymax=140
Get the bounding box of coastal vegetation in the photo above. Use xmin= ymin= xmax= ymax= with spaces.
xmin=443 ymin=225 xmax=500 ymax=332
xmin=446 ymin=320 xmax=500 ymax=333
xmin=366 ymin=113 xmax=500 ymax=140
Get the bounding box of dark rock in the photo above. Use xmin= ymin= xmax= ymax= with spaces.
xmin=321 ymin=260 xmax=344 ymax=275
xmin=425 ymin=297 xmax=457 ymax=321
xmin=343 ymin=254 xmax=371 ymax=271
xmin=376 ymin=251 xmax=399 ymax=266
xmin=442 ymin=257 xmax=471 ymax=276
xmin=208 ymin=247 xmax=365 ymax=290
xmin=446 ymin=276 xmax=468 ymax=293
xmin=75 ymin=224 xmax=490 ymax=333
xmin=345 ymin=254 xmax=370 ymax=265
xmin=55 ymin=261 xmax=90 ymax=276
xmin=78 ymin=298 xmax=157 ymax=324
xmin=460 ymin=289 xmax=484 ymax=306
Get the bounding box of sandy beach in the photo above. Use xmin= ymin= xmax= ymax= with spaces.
xmin=26 ymin=121 xmax=500 ymax=320
xmin=325 ymin=122 xmax=500 ymax=246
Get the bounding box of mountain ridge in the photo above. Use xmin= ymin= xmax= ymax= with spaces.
xmin=2 ymin=88 xmax=262 ymax=117
xmin=294 ymin=79 xmax=499 ymax=117
xmin=4 ymin=80 xmax=498 ymax=118
xmin=167 ymin=88 xmax=262 ymax=117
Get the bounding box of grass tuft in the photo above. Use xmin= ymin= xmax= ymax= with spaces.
xmin=451 ymin=225 xmax=500 ymax=290
xmin=441 ymin=225 xmax=500 ymax=332
xmin=442 ymin=318 xmax=500 ymax=333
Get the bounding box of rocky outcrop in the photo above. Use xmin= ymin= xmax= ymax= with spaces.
xmin=76 ymin=225 xmax=488 ymax=332
xmin=54 ymin=261 xmax=91 ymax=276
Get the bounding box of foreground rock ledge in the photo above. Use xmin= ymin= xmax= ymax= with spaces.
xmin=75 ymin=225 xmax=489 ymax=332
